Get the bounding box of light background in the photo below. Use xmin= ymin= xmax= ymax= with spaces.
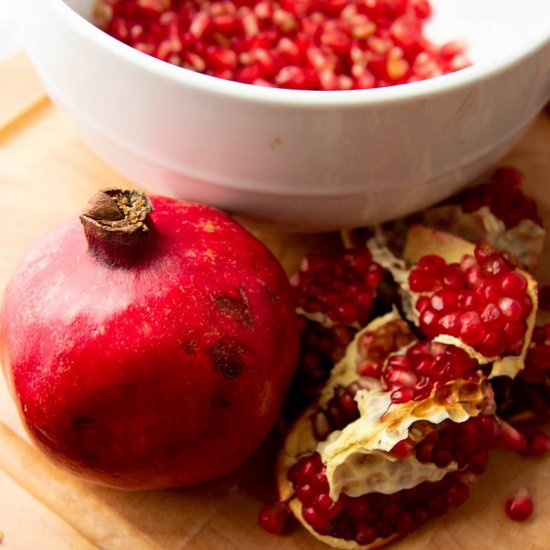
xmin=0 ymin=3 xmax=21 ymax=63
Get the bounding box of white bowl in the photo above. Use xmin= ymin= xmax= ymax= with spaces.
xmin=20 ymin=0 xmax=550 ymax=230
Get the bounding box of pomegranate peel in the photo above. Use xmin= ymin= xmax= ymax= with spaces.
xmin=0 ymin=188 xmax=300 ymax=490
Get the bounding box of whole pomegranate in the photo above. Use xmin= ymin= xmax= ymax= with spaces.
xmin=0 ymin=189 xmax=299 ymax=490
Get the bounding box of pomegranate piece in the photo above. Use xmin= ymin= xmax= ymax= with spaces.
xmin=399 ymin=230 xmax=539 ymax=370
xmin=291 ymin=248 xmax=383 ymax=327
xmin=422 ymin=167 xmax=545 ymax=272
xmin=0 ymin=189 xmax=299 ymax=490
xmin=505 ymin=488 xmax=534 ymax=522
xmin=94 ymin=0 xmax=470 ymax=90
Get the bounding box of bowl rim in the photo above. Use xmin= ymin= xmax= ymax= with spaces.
xmin=46 ymin=0 xmax=550 ymax=107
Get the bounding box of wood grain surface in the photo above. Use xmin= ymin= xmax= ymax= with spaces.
xmin=0 ymin=51 xmax=549 ymax=550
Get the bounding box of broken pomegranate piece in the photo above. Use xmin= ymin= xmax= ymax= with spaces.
xmin=273 ymin=309 xmax=520 ymax=548
xmin=370 ymin=226 xmax=539 ymax=378
xmin=422 ymin=167 xmax=545 ymax=271
xmin=285 ymin=249 xmax=384 ymax=414
xmin=291 ymin=248 xmax=382 ymax=328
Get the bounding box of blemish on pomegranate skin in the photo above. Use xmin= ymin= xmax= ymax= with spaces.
xmin=271 ymin=137 xmax=282 ymax=150
xmin=180 ymin=338 xmax=199 ymax=355
xmin=202 ymin=221 xmax=216 ymax=233
xmin=210 ymin=337 xmax=247 ymax=380
xmin=214 ymin=288 xmax=254 ymax=330
xmin=71 ymin=416 xmax=95 ymax=431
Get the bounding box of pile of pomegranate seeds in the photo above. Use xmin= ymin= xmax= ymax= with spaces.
xmin=95 ymin=0 xmax=470 ymax=90
xmin=410 ymin=243 xmax=533 ymax=358
xmin=292 ymin=248 xmax=382 ymax=325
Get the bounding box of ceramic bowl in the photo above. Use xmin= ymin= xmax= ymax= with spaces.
xmin=20 ymin=0 xmax=550 ymax=230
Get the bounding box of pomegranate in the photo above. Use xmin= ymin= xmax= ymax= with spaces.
xmin=0 ymin=188 xmax=299 ymax=490
xmin=94 ymin=0 xmax=469 ymax=90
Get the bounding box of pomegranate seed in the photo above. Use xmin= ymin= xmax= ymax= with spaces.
xmin=445 ymin=482 xmax=469 ymax=508
xmin=499 ymin=422 xmax=527 ymax=453
xmin=258 ymin=502 xmax=290 ymax=534
xmin=521 ymin=430 xmax=550 ymax=457
xmin=505 ymin=488 xmax=534 ymax=521
xmin=390 ymin=439 xmax=415 ymax=459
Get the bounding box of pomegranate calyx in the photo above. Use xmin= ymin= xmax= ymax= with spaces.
xmin=81 ymin=188 xmax=153 ymax=234
xmin=80 ymin=188 xmax=154 ymax=264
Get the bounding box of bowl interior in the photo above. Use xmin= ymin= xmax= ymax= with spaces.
xmin=66 ymin=0 xmax=550 ymax=66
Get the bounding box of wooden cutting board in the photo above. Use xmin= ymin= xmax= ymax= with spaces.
xmin=1 ymin=51 xmax=550 ymax=550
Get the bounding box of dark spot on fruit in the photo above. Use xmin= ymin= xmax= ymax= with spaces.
xmin=212 ymin=392 xmax=232 ymax=410
xmin=71 ymin=415 xmax=95 ymax=430
xmin=214 ymin=287 xmax=254 ymax=330
xmin=180 ymin=338 xmax=199 ymax=355
xmin=210 ymin=337 xmax=247 ymax=380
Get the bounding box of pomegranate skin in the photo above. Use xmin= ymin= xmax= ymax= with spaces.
xmin=0 ymin=195 xmax=299 ymax=490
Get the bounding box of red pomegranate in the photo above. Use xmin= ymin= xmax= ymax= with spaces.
xmin=0 ymin=189 xmax=299 ymax=490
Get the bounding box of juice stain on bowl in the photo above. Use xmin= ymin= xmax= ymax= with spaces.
xmin=94 ymin=0 xmax=470 ymax=90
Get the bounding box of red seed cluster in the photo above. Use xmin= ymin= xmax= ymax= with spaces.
xmin=383 ymin=341 xmax=477 ymax=404
xmin=521 ymin=324 xmax=550 ymax=384
xmin=410 ymin=243 xmax=532 ymax=358
xmin=292 ymin=318 xmax=357 ymax=404
xmin=292 ymin=249 xmax=382 ymax=326
xmin=288 ymin=413 xmax=502 ymax=542
xmin=458 ymin=168 xmax=542 ymax=230
xmin=312 ymin=384 xmax=362 ymax=440
xmin=96 ymin=0 xmax=470 ymax=90
xmin=356 ymin=318 xmax=415 ymax=379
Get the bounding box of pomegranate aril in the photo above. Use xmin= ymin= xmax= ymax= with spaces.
xmin=302 ymin=506 xmax=331 ymax=530
xmin=521 ymin=430 xmax=550 ymax=457
xmin=445 ymin=482 xmax=469 ymax=508
xmin=505 ymin=488 xmax=534 ymax=521
xmin=499 ymin=422 xmax=527 ymax=453
xmin=459 ymin=311 xmax=485 ymax=346
xmin=258 ymin=502 xmax=290 ymax=534
xmin=355 ymin=522 xmax=377 ymax=544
